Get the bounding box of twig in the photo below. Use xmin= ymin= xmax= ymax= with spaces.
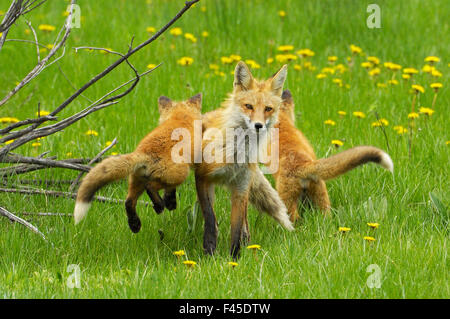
xmin=21 ymin=212 xmax=72 ymax=217
xmin=69 ymin=137 xmax=118 ymax=191
xmin=0 ymin=187 xmax=151 ymax=207
xmin=0 ymin=206 xmax=47 ymax=241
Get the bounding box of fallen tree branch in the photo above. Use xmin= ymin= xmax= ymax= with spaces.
xmin=0 ymin=187 xmax=151 ymax=207
xmin=0 ymin=206 xmax=47 ymax=241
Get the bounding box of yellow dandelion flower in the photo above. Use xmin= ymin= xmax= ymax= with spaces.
xmin=201 ymin=31 xmax=209 ymax=38
xmin=403 ymin=67 xmax=418 ymax=75
xmin=422 ymin=64 xmax=433 ymax=73
xmin=353 ymin=111 xmax=366 ymax=119
xmin=296 ymin=49 xmax=315 ymax=57
xmin=402 ymin=74 xmax=411 ymax=80
xmin=85 ymin=129 xmax=99 ymax=136
xmin=367 ymin=222 xmax=380 ymax=229
xmin=419 ymin=107 xmax=434 ymax=116
xmin=371 ymin=118 xmax=389 ymax=127
xmin=111 ymin=152 xmax=118 ymax=156
xmin=245 ymin=59 xmax=261 ymax=69
xmin=338 ymin=227 xmax=351 ymax=233
xmin=368 ymin=68 xmax=381 ymax=76
xmin=221 ymin=56 xmax=233 ymax=64
xmin=177 ymin=56 xmax=194 ymax=66
xmin=446 ymin=141 xmax=450 ymax=145
xmin=349 ymin=44 xmax=362 ymax=55
xmin=411 ymin=84 xmax=425 ymax=94
xmin=32 ymin=142 xmax=41 ymax=147
xmin=338 ymin=111 xmax=347 ymax=116
xmin=182 ymin=260 xmax=197 ymax=268
xmin=173 ymin=250 xmax=185 ymax=257
xmin=184 ymin=33 xmax=197 ymax=43
xmin=361 ymin=61 xmax=373 ymax=69
xmin=431 ymin=69 xmax=442 ymax=77
xmin=209 ymin=64 xmax=219 ymax=70
xmin=228 ymin=262 xmax=238 ymax=268
xmin=169 ymin=27 xmax=182 ymax=36
xmin=430 ymin=82 xmax=442 ymax=91
xmin=407 ymin=112 xmax=419 ymax=119
xmin=424 ymin=56 xmax=440 ymax=64
xmin=393 ymin=125 xmax=408 ymax=135
xmin=5 ymin=140 xmax=14 ymax=145
xmin=364 ymin=236 xmax=376 ymax=242
xmin=146 ymin=26 xmax=156 ymax=33
xmin=278 ymin=10 xmax=286 ymax=17
xmin=331 ymin=139 xmax=344 ymax=147
xmin=200 ymin=6 xmax=207 ymax=12
xmin=324 ymin=119 xmax=336 ymax=126
xmin=266 ymin=57 xmax=274 ymax=64
xmin=388 ymin=79 xmax=399 ymax=85
xmin=377 ymin=83 xmax=387 ymax=88
xmin=328 ymin=56 xmax=338 ymax=62
xmin=316 ymin=73 xmax=326 ymax=79
xmin=38 ymin=24 xmax=56 ymax=32
xmin=147 ymin=63 xmax=157 ymax=69
xmin=332 ymin=78 xmax=343 ymax=85
xmin=247 ymin=244 xmax=261 ymax=250
xmin=367 ymin=56 xmax=380 ymax=65
xmin=36 ymin=110 xmax=50 ymax=117
xmin=0 ymin=117 xmax=19 ymax=123
xmin=294 ymin=64 xmax=302 ymax=71
xmin=322 ymin=67 xmax=335 ymax=74
xmin=277 ymin=45 xmax=294 ymax=52
xmin=230 ymin=54 xmax=241 ymax=62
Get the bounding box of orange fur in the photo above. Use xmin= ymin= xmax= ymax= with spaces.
xmin=269 ymin=90 xmax=393 ymax=222
xmin=74 ymin=94 xmax=203 ymax=232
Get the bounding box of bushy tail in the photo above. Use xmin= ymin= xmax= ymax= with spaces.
xmin=249 ymin=169 xmax=294 ymax=231
xmin=303 ymin=146 xmax=393 ymax=181
xmin=74 ymin=153 xmax=147 ymax=224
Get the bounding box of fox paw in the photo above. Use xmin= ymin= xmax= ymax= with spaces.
xmin=153 ymin=202 xmax=164 ymax=214
xmin=128 ymin=216 xmax=141 ymax=233
xmin=163 ymin=193 xmax=177 ymax=211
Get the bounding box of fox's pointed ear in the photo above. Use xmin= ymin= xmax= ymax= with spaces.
xmin=270 ymin=64 xmax=288 ymax=96
xmin=188 ymin=93 xmax=202 ymax=110
xmin=158 ymin=95 xmax=172 ymax=114
xmin=281 ymin=89 xmax=293 ymax=103
xmin=234 ymin=61 xmax=254 ymax=92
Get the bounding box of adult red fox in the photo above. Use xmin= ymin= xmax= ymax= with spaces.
xmin=196 ymin=61 xmax=294 ymax=259
xmin=267 ymin=89 xmax=394 ymax=222
xmin=73 ymin=94 xmax=203 ymax=232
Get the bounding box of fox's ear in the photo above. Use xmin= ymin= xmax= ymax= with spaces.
xmin=234 ymin=61 xmax=254 ymax=92
xmin=281 ymin=89 xmax=293 ymax=103
xmin=270 ymin=64 xmax=288 ymax=96
xmin=188 ymin=93 xmax=202 ymax=110
xmin=158 ymin=96 xmax=172 ymax=113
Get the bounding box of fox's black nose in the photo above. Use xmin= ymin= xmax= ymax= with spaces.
xmin=254 ymin=122 xmax=263 ymax=130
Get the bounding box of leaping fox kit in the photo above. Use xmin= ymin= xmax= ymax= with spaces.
xmin=74 ymin=94 xmax=203 ymax=232
xmin=270 ymin=89 xmax=393 ymax=222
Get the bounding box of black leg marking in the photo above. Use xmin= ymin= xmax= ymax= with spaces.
xmin=163 ymin=189 xmax=177 ymax=211
xmin=125 ymin=198 xmax=141 ymax=233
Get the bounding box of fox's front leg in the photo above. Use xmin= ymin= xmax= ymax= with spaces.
xmin=126 ymin=176 xmax=145 ymax=233
xmin=230 ymin=188 xmax=249 ymax=260
xmin=195 ymin=173 xmax=218 ymax=255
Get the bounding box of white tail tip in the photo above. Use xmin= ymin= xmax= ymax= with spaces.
xmin=275 ymin=206 xmax=295 ymax=231
xmin=74 ymin=201 xmax=91 ymax=225
xmin=380 ymin=152 xmax=394 ymax=172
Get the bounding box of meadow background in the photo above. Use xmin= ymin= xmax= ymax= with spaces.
xmin=0 ymin=0 xmax=448 ymax=298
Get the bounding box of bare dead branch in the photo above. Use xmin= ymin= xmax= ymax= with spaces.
xmin=0 ymin=187 xmax=151 ymax=207
xmin=0 ymin=206 xmax=47 ymax=241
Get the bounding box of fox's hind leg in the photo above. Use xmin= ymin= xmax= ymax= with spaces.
xmin=306 ymin=179 xmax=331 ymax=217
xmin=163 ymin=188 xmax=177 ymax=211
xmin=145 ymin=181 xmax=164 ymax=214
xmin=277 ymin=176 xmax=302 ymax=223
xmin=126 ymin=176 xmax=146 ymax=233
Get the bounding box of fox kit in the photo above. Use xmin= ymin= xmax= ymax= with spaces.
xmin=269 ymin=89 xmax=393 ymax=222
xmin=73 ymin=94 xmax=203 ymax=232
xmin=196 ymin=61 xmax=293 ymax=259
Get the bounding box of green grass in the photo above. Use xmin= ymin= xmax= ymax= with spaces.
xmin=0 ymin=0 xmax=448 ymax=298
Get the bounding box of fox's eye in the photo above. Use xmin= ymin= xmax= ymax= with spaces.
xmin=265 ymin=106 xmax=273 ymax=112
xmin=244 ymin=104 xmax=253 ymax=110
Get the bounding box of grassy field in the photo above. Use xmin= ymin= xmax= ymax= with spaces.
xmin=0 ymin=0 xmax=448 ymax=298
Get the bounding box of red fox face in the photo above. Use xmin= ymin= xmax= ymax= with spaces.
xmin=158 ymin=93 xmax=202 ymax=123
xmin=232 ymin=61 xmax=288 ymax=131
